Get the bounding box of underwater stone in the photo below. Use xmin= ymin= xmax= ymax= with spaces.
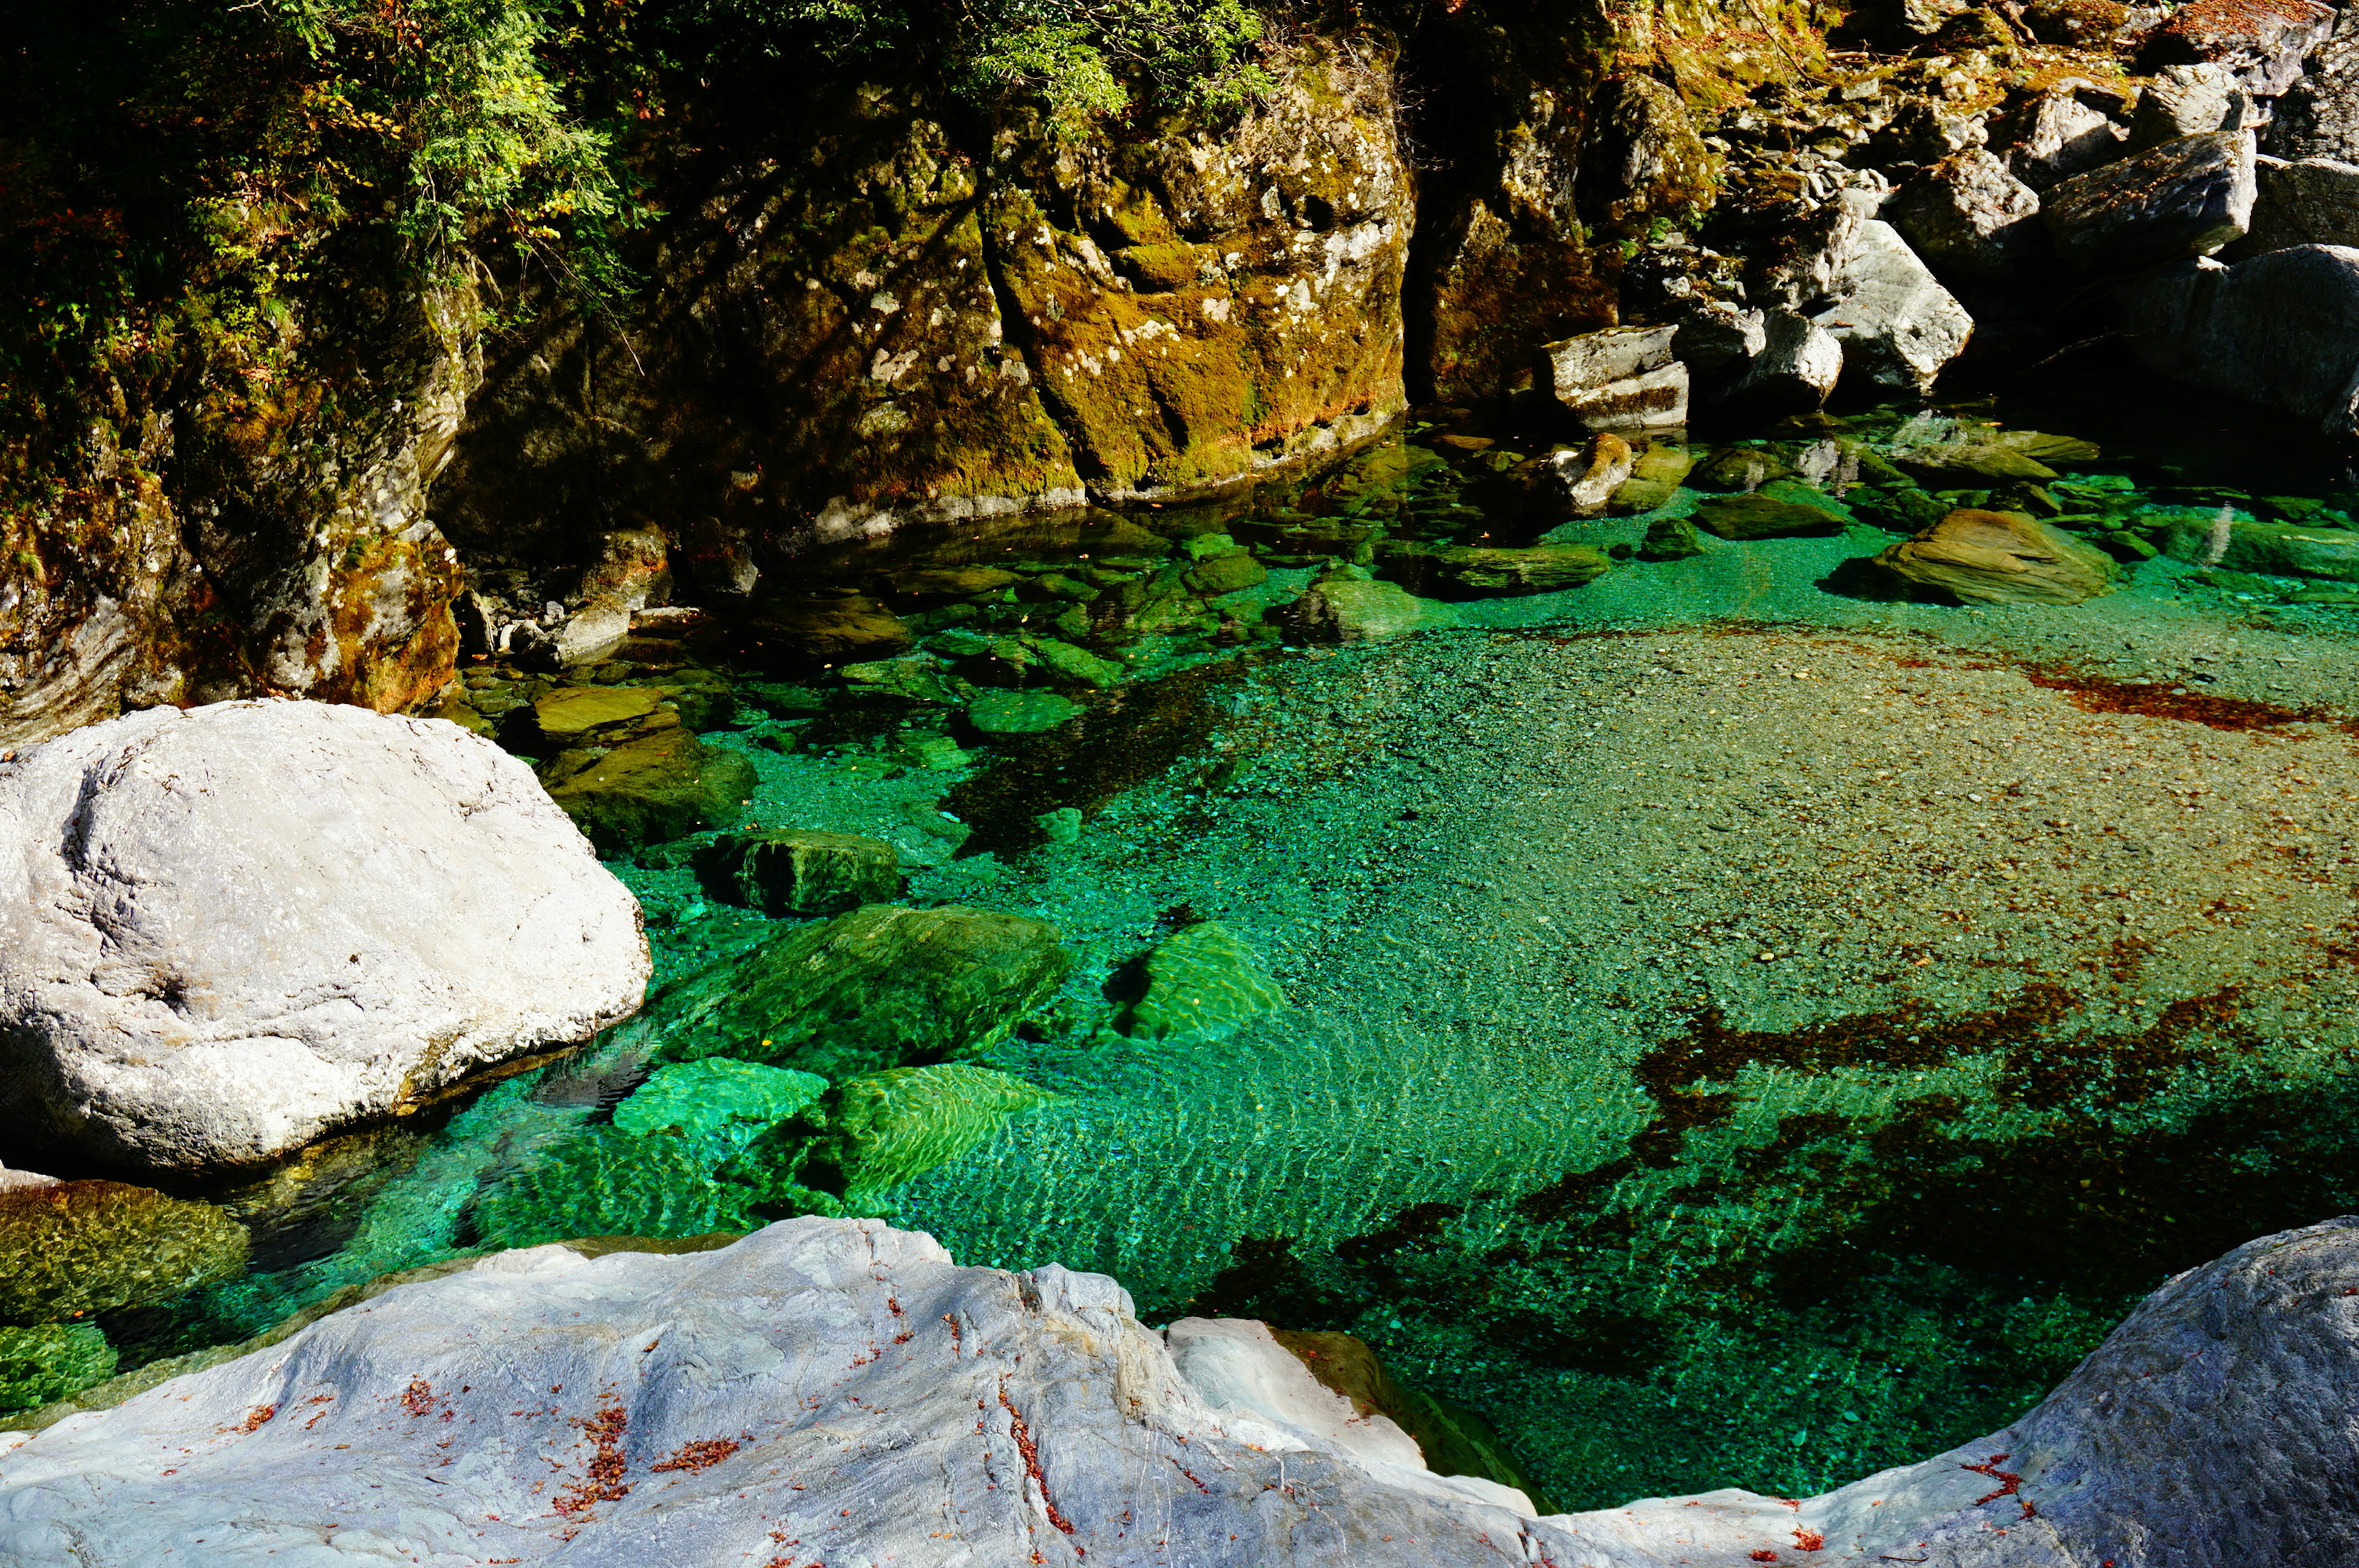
xmin=777 ymin=1064 xmax=1057 ymax=1203
xmin=1030 ymin=639 xmax=1125 ymax=688
xmin=612 ymin=1058 xmax=829 ymax=1150
xmin=719 ymin=828 xmax=905 ymax=916
xmin=541 ymin=727 xmax=758 ymax=854
xmin=2045 ymin=131 xmax=2256 ymax=272
xmin=1424 ymin=545 xmax=1614 ymax=596
xmin=471 ymin=1125 xmax=759 ymax=1249
xmin=1687 ymin=445 xmax=1791 ymax=492
xmin=1877 ymin=508 xmax=2121 ymax=604
xmin=1036 ymin=806 xmax=1084 ymax=844
xmin=1691 ymin=493 xmax=1848 ymax=539
xmin=1638 ymin=515 xmax=1708 ymax=561
xmin=0 ymin=700 xmax=649 ymax=1172
xmin=531 ymin=684 xmax=666 ymax=745
xmin=643 ymin=903 xmax=1071 ymax=1082
xmin=2158 ymin=515 xmax=2359 ymax=579
xmin=965 ymin=689 xmax=1082 ymax=734
xmin=0 ymin=1180 xmax=249 ymax=1324
xmin=1607 ymin=440 xmax=1696 ymax=514
xmin=1117 ymin=922 xmax=1288 ymax=1045
xmin=1893 ymin=442 xmax=2062 ymax=485
xmin=1287 ymin=565 xmax=1456 ymax=642
xmin=1181 ymin=552 xmax=1270 ymax=597
xmin=0 ymin=1324 xmax=115 ymax=1416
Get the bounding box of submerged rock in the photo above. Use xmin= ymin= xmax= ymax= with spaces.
xmin=1877 ymin=508 xmax=2120 ymax=604
xmin=1286 ymin=564 xmax=1457 ymax=641
xmin=642 ymin=903 xmax=1071 ymax=1081
xmin=9 ymin=1216 xmax=2359 ymax=1565
xmin=2158 ymin=514 xmax=2359 ymax=580
xmin=470 ymin=1124 xmax=759 ymax=1249
xmin=770 ymin=1064 xmax=1056 ymax=1204
xmin=1116 ymin=922 xmax=1288 ymax=1045
xmin=611 ymin=1058 xmax=828 ymax=1150
xmin=2045 ymin=131 xmax=2257 ymax=272
xmin=541 ymin=727 xmax=758 ymax=854
xmin=0 ymin=1325 xmax=115 ymax=1417
xmin=1387 ymin=542 xmax=1614 ymax=598
xmin=1692 ymin=493 xmax=1848 ymax=539
xmin=1638 ymin=515 xmax=1708 ymax=560
xmin=0 ymin=701 xmax=649 ymax=1172
xmin=2116 ymin=243 xmax=2359 ymax=439
xmin=0 ymin=1180 xmax=248 ymax=1324
xmin=711 ymin=827 xmax=904 ymax=916
xmin=1607 ymin=440 xmax=1696 ymax=513
xmin=965 ymin=689 xmax=1082 ymax=735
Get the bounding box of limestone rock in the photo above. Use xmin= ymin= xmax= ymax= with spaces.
xmin=541 ymin=727 xmax=757 ymax=854
xmin=0 ymin=701 xmax=649 ymax=1172
xmin=2235 ymin=154 xmax=2359 ymax=253
xmin=2116 ymin=244 xmax=2359 ymax=439
xmin=1719 ymin=308 xmax=1845 ymax=415
xmin=1116 ymin=922 xmax=1288 ymax=1045
xmin=612 ymin=1058 xmax=828 ymax=1149
xmin=1812 ymin=220 xmax=1974 ymax=393
xmin=1890 ymin=147 xmax=2044 ymax=279
xmin=1539 ymin=324 xmax=1691 ymax=434
xmin=2045 ymin=131 xmax=2257 ymax=273
xmin=640 ymin=903 xmax=1071 ymax=1081
xmin=0 ymin=1181 xmax=248 ymax=1324
xmin=713 ymin=828 xmax=905 ymax=917
xmin=2137 ymin=0 xmax=2335 ymax=94
xmin=1877 ymin=508 xmax=2120 ymax=604
xmin=765 ymin=1064 xmax=1056 ymax=1203
xmin=1692 ymin=493 xmax=1848 ymax=539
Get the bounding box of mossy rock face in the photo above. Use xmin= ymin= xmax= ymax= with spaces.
xmin=541 ymin=728 xmax=756 ymax=853
xmin=643 ymin=903 xmax=1073 ymax=1081
xmin=1116 ymin=921 xmax=1288 ymax=1046
xmin=470 ymin=1125 xmax=761 ymax=1249
xmin=0 ymin=1324 xmax=117 ymax=1415
xmin=764 ymin=1064 xmax=1056 ymax=1204
xmin=612 ymin=1058 xmax=830 ymax=1151
xmin=0 ymin=1182 xmax=248 ymax=1324
xmin=717 ymin=828 xmax=906 ymax=916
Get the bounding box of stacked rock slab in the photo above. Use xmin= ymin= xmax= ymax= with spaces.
xmin=0 ymin=701 xmax=650 ymax=1172
xmin=1538 ymin=325 xmax=1690 ymax=433
xmin=5 ymin=1216 xmax=2358 ymax=1566
xmin=2045 ymin=131 xmax=2258 ymax=271
xmin=2116 ymin=243 xmax=2359 ymax=439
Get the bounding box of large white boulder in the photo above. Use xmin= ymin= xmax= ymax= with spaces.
xmin=3 ymin=1215 xmax=2355 ymax=1566
xmin=0 ymin=700 xmax=649 ymax=1172
xmin=1812 ymin=219 xmax=1974 ymax=394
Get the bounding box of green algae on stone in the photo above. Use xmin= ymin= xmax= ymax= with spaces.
xmin=1030 ymin=639 xmax=1125 ymax=688
xmin=1692 ymin=493 xmax=1848 ymax=540
xmin=716 ymin=827 xmax=905 ymax=916
xmin=541 ymin=727 xmax=757 ymax=852
xmin=2158 ymin=517 xmax=2359 ymax=582
xmin=0 ymin=1324 xmax=117 ymax=1415
xmin=1117 ymin=921 xmax=1288 ymax=1045
xmin=1287 ymin=564 xmax=1456 ymax=641
xmin=1184 ymin=552 xmax=1271 ymax=597
xmin=1390 ymin=543 xmax=1614 ymax=598
xmin=612 ymin=1058 xmax=829 ymax=1150
xmin=751 ymin=1064 xmax=1057 ymax=1206
xmin=643 ymin=903 xmax=1072 ymax=1081
xmin=1638 ymin=516 xmax=1708 ymax=561
xmin=967 ymin=689 xmax=1081 ymax=734
xmin=0 ymin=1182 xmax=248 ymax=1324
xmin=470 ymin=1125 xmax=761 ymax=1249
xmin=533 ymin=685 xmax=666 ymax=745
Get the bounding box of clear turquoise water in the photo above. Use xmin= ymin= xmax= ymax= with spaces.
xmin=87 ymin=388 xmax=2359 ymax=1510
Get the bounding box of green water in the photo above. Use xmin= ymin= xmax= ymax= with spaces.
xmin=74 ymin=386 xmax=2359 ymax=1511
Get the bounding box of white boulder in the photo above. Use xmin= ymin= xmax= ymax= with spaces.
xmin=0 ymin=700 xmax=649 ymax=1172
xmin=1813 ymin=219 xmax=1975 ymax=394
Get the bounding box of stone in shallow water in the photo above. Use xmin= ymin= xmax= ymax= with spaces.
xmin=1638 ymin=515 xmax=1707 ymax=561
xmin=965 ymin=688 xmax=1081 ymax=734
xmin=2159 ymin=515 xmax=2359 ymax=580
xmin=541 ymin=727 xmax=757 ymax=853
xmin=1692 ymin=492 xmax=1848 ymax=539
xmin=1286 ymin=565 xmax=1454 ymax=641
xmin=718 ymin=827 xmax=904 ymax=916
xmin=1118 ymin=921 xmax=1288 ymax=1045
xmin=0 ymin=1324 xmax=115 ymax=1415
xmin=1029 ymin=638 xmax=1125 ymax=688
xmin=1182 ymin=552 xmax=1270 ymax=596
xmin=775 ymin=1064 xmax=1057 ymax=1202
xmin=0 ymin=1181 xmax=248 ymax=1324
xmin=612 ymin=1059 xmax=829 ymax=1150
xmin=1877 ymin=507 xmax=2120 ymax=604
xmin=471 ymin=1125 xmax=759 ymax=1248
xmin=643 ymin=903 xmax=1072 ymax=1081
xmin=531 ymin=684 xmax=664 ymax=746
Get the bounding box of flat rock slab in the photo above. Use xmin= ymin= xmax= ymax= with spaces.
xmin=2046 ymin=130 xmax=2256 ymax=273
xmin=4 ymin=1216 xmax=2355 ymax=1566
xmin=1692 ymin=493 xmax=1848 ymax=539
xmin=0 ymin=701 xmax=649 ymax=1172
xmin=1877 ymin=508 xmax=2119 ymax=604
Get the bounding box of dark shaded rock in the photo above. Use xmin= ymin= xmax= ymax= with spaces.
xmin=2231 ymin=154 xmax=2359 ymax=254
xmin=1383 ymin=543 xmax=1614 ymax=597
xmin=643 ymin=903 xmax=1072 ymax=1081
xmin=2022 ymin=0 xmax=2129 ymax=46
xmin=717 ymin=596 xmax=913 ymax=668
xmin=710 ymin=829 xmax=906 ymax=916
xmin=1893 ymin=442 xmax=2061 ymax=485
xmin=1672 ymin=300 xmax=1766 ymax=382
xmin=2117 ymin=244 xmax=2359 ymax=439
xmin=2002 ymin=92 xmax=2129 ymax=190
xmin=2136 ymin=0 xmax=2334 ymax=93
xmin=1876 ymin=508 xmax=2119 ymax=603
xmin=2127 ymin=64 xmax=2248 ymax=154
xmin=1890 ymin=147 xmax=2044 ymax=279
xmin=1539 ymin=325 xmax=1689 ymax=434
xmin=2046 ymin=131 xmax=2256 ymax=272
xmin=1576 ymin=75 xmax=1716 ymax=235
xmin=541 ymin=727 xmax=757 ymax=854
xmin=1501 ymin=433 xmax=1638 ymax=521
xmin=1688 ymin=446 xmax=1792 ymax=492
xmin=0 ymin=1181 xmax=248 ymax=1324
xmin=1691 ymin=494 xmax=1848 ymax=539
xmin=2270 ymin=21 xmax=2359 ymax=162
